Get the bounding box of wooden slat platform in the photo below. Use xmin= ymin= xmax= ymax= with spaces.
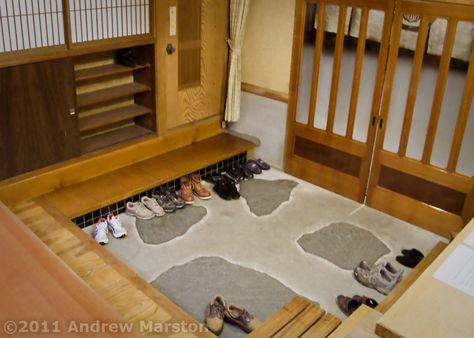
xmin=375 ymin=241 xmax=447 ymax=313
xmin=45 ymin=133 xmax=254 ymax=218
xmin=247 ymin=296 xmax=341 ymax=338
xmin=10 ymin=199 xmax=215 ymax=338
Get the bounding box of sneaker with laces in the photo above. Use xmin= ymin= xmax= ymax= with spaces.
xmin=92 ymin=218 xmax=109 ymax=245
xmin=165 ymin=189 xmax=186 ymax=209
xmin=151 ymin=189 xmax=176 ymax=213
xmin=141 ymin=196 xmax=165 ymax=216
xmin=190 ymin=173 xmax=211 ymax=200
xmin=354 ymin=263 xmax=397 ymax=295
xmin=126 ymin=202 xmax=155 ymax=220
xmin=106 ymin=213 xmax=127 ymax=238
xmin=180 ymin=176 xmax=195 ymax=204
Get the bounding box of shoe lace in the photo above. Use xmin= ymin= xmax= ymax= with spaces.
xmin=182 ymin=182 xmax=192 ymax=191
xmin=107 ymin=215 xmax=123 ymax=231
xmin=96 ymin=219 xmax=108 ymax=233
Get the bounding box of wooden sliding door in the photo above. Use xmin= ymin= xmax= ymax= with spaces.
xmin=284 ymin=0 xmax=394 ymax=202
xmin=368 ymin=0 xmax=474 ymax=237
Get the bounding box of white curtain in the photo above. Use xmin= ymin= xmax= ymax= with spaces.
xmin=224 ymin=0 xmax=251 ymax=122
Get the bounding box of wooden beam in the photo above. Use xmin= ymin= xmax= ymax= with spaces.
xmin=241 ymin=82 xmax=289 ymax=103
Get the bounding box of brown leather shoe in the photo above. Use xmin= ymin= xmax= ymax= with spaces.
xmin=190 ymin=173 xmax=212 ymax=200
xmin=225 ymin=304 xmax=261 ymax=333
xmin=205 ymin=295 xmax=226 ymax=335
xmin=180 ymin=176 xmax=195 ymax=204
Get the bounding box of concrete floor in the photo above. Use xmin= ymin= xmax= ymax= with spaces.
xmin=85 ymin=168 xmax=443 ymax=321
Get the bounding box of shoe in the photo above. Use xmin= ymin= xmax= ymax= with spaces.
xmin=129 ymin=48 xmax=146 ymax=66
xmin=141 ymin=196 xmax=165 ymax=216
xmin=152 ymin=189 xmax=176 ymax=213
xmin=220 ymin=171 xmax=239 ymax=184
xmin=383 ymin=261 xmax=403 ymax=282
xmin=190 ymin=173 xmax=212 ymax=200
xmin=354 ymin=264 xmax=397 ymax=295
xmin=225 ymin=304 xmax=261 ymax=333
xmin=106 ymin=213 xmax=127 ymax=238
xmin=165 ymin=189 xmax=186 ymax=209
xmin=227 ymin=180 xmax=240 ymax=200
xmin=240 ymin=165 xmax=254 ymax=179
xmin=213 ymin=181 xmax=233 ymax=200
xmin=401 ymin=248 xmax=424 ymax=259
xmin=255 ymin=158 xmax=270 ymax=170
xmin=359 ymin=260 xmax=403 ymax=282
xmin=125 ymin=202 xmax=155 ymax=220
xmin=205 ymin=295 xmax=226 ymax=335
xmin=92 ymin=218 xmax=109 ymax=245
xmin=244 ymin=160 xmax=262 ymax=175
xmin=229 ymin=166 xmax=245 ymax=181
xmin=116 ymin=48 xmax=146 ymax=67
xmin=180 ymin=176 xmax=195 ymax=204
xmin=396 ymin=254 xmax=423 ymax=268
xmin=336 ymin=294 xmax=378 ymax=317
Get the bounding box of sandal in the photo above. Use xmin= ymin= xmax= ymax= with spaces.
xmin=244 ymin=160 xmax=262 ymax=174
xmin=255 ymin=158 xmax=270 ymax=170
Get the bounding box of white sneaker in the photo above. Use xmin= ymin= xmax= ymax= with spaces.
xmin=106 ymin=213 xmax=127 ymax=238
xmin=141 ymin=196 xmax=165 ymax=217
xmin=126 ymin=202 xmax=155 ymax=220
xmin=92 ymin=218 xmax=109 ymax=245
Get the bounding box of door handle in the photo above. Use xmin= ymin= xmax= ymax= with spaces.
xmin=69 ymin=108 xmax=76 ymax=117
xmin=166 ymin=43 xmax=176 ymax=55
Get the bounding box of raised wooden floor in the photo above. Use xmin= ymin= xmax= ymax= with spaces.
xmin=247 ymin=296 xmax=341 ymax=338
xmin=11 ymin=199 xmax=215 ymax=338
xmin=43 ymin=133 xmax=254 ymax=218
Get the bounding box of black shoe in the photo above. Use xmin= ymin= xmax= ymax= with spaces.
xmin=230 ymin=165 xmax=245 ymax=181
xmin=129 ymin=48 xmax=146 ymax=66
xmin=213 ymin=181 xmax=232 ymax=200
xmin=401 ymin=248 xmax=424 ymax=259
xmin=117 ymin=48 xmax=146 ymax=67
xmin=396 ymin=254 xmax=423 ymax=268
xmin=240 ymin=165 xmax=254 ymax=179
xmin=226 ymin=181 xmax=240 ymax=200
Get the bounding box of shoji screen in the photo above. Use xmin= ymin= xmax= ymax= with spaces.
xmin=0 ymin=0 xmax=65 ymax=53
xmin=69 ymin=0 xmax=151 ymax=43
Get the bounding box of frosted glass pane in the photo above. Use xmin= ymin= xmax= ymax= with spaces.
xmin=431 ymin=67 xmax=466 ymax=168
xmin=333 ymin=35 xmax=356 ymax=136
xmin=352 ymin=9 xmax=384 ymax=143
xmin=383 ymin=53 xmax=413 ymax=153
xmin=314 ymin=39 xmax=335 ymax=130
xmin=296 ymin=42 xmax=315 ymax=124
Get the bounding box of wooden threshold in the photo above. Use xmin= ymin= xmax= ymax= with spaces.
xmin=79 ymin=105 xmax=153 ymax=132
xmin=328 ymin=305 xmax=381 ymax=338
xmin=45 ymin=133 xmax=254 ymax=218
xmin=75 ymin=63 xmax=150 ymax=82
xmin=77 ymin=82 xmax=151 ymax=108
xmin=81 ymin=124 xmax=154 ymax=154
xmin=10 ymin=199 xmax=215 ymax=338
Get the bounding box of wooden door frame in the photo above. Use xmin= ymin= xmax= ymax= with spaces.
xmin=367 ymin=0 xmax=474 ymax=237
xmin=284 ymin=0 xmax=395 ymax=202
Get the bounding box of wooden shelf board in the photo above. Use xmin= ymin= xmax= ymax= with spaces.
xmin=75 ymin=63 xmax=150 ymax=82
xmin=77 ymin=82 xmax=151 ymax=108
xmin=81 ymin=124 xmax=154 ymax=154
xmin=44 ymin=133 xmax=255 ymax=218
xmin=79 ymin=104 xmax=152 ymax=132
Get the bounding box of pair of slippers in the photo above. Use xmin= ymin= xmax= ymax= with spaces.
xmin=244 ymin=159 xmax=270 ymax=175
xmin=336 ymin=295 xmax=378 ymax=317
xmin=396 ymin=248 xmax=424 ymax=268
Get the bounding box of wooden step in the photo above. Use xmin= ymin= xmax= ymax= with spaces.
xmin=77 ymin=82 xmax=151 ymax=108
xmin=79 ymin=104 xmax=152 ymax=132
xmin=247 ymin=296 xmax=341 ymax=338
xmin=75 ymin=63 xmax=150 ymax=82
xmin=43 ymin=133 xmax=254 ymax=218
xmin=81 ymin=124 xmax=154 ymax=154
xmin=328 ymin=305 xmax=381 ymax=338
xmin=375 ymin=241 xmax=448 ymax=314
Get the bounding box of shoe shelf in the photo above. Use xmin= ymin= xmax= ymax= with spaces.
xmin=74 ymin=45 xmax=156 ymax=155
xmin=79 ymin=104 xmax=152 ymax=132
xmin=81 ymin=124 xmax=154 ymax=154
xmin=75 ymin=63 xmax=150 ymax=82
xmin=76 ymin=82 xmax=151 ymax=108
